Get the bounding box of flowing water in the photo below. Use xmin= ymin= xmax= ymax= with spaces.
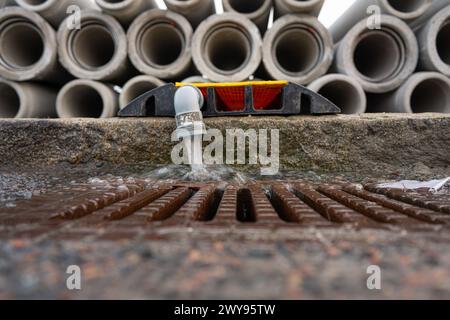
xmin=184 ymin=135 xmax=204 ymax=170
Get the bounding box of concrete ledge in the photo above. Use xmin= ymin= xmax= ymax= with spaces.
xmin=1 ymin=114 xmax=449 ymax=174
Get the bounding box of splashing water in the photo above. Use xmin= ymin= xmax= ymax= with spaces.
xmin=144 ymin=165 xmax=249 ymax=183
xmin=184 ymin=134 xmax=204 ymax=173
xmin=175 ymin=133 xmax=251 ymax=182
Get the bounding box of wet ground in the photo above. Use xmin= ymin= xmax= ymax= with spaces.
xmin=0 ymin=164 xmax=449 ymax=299
xmin=2 ymin=163 xmax=446 ymax=207
xmin=1 ymin=231 xmax=450 ymax=299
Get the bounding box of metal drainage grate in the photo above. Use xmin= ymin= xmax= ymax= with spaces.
xmin=0 ymin=180 xmax=449 ymax=241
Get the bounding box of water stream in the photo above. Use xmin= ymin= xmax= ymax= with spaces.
xmin=184 ymin=134 xmax=204 ymax=173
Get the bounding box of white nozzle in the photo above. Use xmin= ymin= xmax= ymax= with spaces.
xmin=174 ymin=85 xmax=206 ymax=139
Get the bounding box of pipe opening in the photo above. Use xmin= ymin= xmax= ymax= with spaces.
xmin=228 ymin=0 xmax=266 ymax=13
xmin=353 ymin=30 xmax=402 ymax=82
xmin=139 ymin=23 xmax=184 ymax=67
xmin=410 ymin=78 xmax=450 ymax=113
xmin=273 ymin=27 xmax=320 ymax=75
xmin=317 ymin=80 xmax=363 ymax=114
xmin=59 ymin=85 xmax=104 ymax=118
xmin=236 ymin=188 xmax=257 ymax=222
xmin=70 ymin=23 xmax=115 ymax=70
xmin=205 ymin=26 xmax=251 ymax=74
xmin=0 ymin=21 xmax=44 ymax=69
xmin=123 ymin=82 xmax=159 ymax=105
xmin=436 ymin=20 xmax=450 ymax=66
xmin=387 ymin=0 xmax=428 ymax=13
xmin=0 ymin=83 xmax=20 ymax=118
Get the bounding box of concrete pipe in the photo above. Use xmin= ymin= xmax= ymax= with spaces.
xmin=334 ymin=15 xmax=418 ymax=94
xmin=0 ymin=78 xmax=57 ymax=118
xmin=56 ymin=79 xmax=118 ymax=118
xmin=163 ymin=0 xmax=215 ymax=29
xmin=409 ymin=0 xmax=450 ymax=30
xmin=95 ymin=0 xmax=157 ymax=27
xmin=329 ymin=0 xmax=433 ymax=43
xmin=262 ymin=14 xmax=333 ymax=85
xmin=417 ymin=5 xmax=450 ymax=77
xmin=274 ymin=0 xmax=324 ymax=18
xmin=128 ymin=9 xmax=193 ymax=80
xmin=14 ymin=0 xmax=99 ymax=28
xmin=119 ymin=75 xmax=164 ymax=109
xmin=367 ymin=72 xmax=450 ymax=113
xmin=308 ymin=74 xmax=366 ymax=114
xmin=192 ymin=13 xmax=262 ymax=83
xmin=58 ymin=11 xmax=131 ymax=82
xmin=3 ymin=0 xmax=16 ymax=6
xmin=0 ymin=7 xmax=60 ymax=81
xmin=181 ymin=75 xmax=208 ymax=83
xmin=222 ymin=0 xmax=272 ymax=34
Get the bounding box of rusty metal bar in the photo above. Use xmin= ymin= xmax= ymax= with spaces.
xmin=345 ymin=185 xmax=450 ymax=224
xmin=365 ymin=185 xmax=450 ymax=215
xmin=318 ymin=185 xmax=421 ymax=225
xmin=103 ymin=188 xmax=171 ymax=220
xmin=292 ymin=183 xmax=374 ymax=226
xmin=270 ymin=184 xmax=334 ymax=226
xmin=136 ymin=187 xmax=192 ymax=221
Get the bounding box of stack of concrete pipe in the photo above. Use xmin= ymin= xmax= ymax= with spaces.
xmin=329 ymin=0 xmax=450 ymax=114
xmin=0 ymin=0 xmax=449 ymax=119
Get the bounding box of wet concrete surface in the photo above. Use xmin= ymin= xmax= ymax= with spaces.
xmin=1 ymin=163 xmax=448 ymax=207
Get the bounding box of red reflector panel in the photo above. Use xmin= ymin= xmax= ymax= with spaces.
xmin=199 ymin=87 xmax=208 ymax=99
xmin=195 ymin=83 xmax=285 ymax=111
xmin=253 ymin=85 xmax=283 ymax=110
xmin=215 ymin=87 xmax=245 ymax=111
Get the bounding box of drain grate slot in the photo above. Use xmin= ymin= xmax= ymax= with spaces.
xmin=174 ymin=186 xmax=220 ymax=221
xmin=236 ymin=188 xmax=256 ymax=222
xmin=269 ymin=185 xmax=300 ymax=223
xmin=249 ymin=185 xmax=279 ymax=223
xmin=203 ymin=189 xmax=224 ymax=221
xmin=269 ymin=184 xmax=331 ymax=225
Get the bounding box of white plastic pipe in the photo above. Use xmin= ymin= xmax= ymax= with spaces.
xmin=174 ymin=85 xmax=205 ymax=139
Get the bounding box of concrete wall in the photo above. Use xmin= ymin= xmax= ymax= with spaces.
xmin=1 ymin=115 xmax=449 ymax=176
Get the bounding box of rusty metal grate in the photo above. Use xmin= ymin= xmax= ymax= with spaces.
xmin=0 ymin=180 xmax=449 ymax=241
